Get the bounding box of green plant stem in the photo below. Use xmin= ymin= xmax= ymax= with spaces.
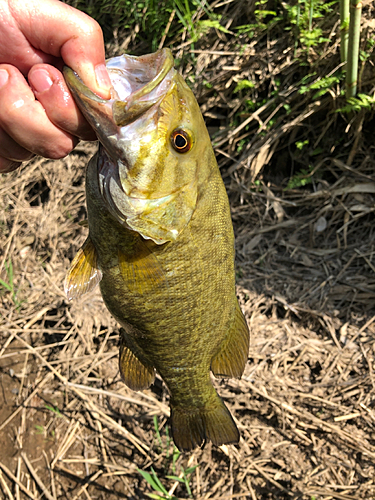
xmin=346 ymin=0 xmax=362 ymax=98
xmin=183 ymin=470 xmax=193 ymax=497
xmin=340 ymin=0 xmax=350 ymax=66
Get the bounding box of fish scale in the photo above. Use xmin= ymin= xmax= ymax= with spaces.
xmin=63 ymin=48 xmax=249 ymax=451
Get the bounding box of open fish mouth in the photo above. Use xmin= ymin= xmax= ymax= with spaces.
xmin=64 ymin=49 xmax=194 ymax=245
xmin=63 ymin=49 xmax=175 ymax=155
xmin=108 ymin=50 xmax=174 ymax=126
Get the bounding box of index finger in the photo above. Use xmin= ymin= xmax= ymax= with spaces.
xmin=10 ymin=0 xmax=112 ymax=98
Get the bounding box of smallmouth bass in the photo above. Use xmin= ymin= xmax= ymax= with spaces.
xmin=63 ymin=49 xmax=249 ymax=451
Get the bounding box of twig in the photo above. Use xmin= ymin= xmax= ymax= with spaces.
xmin=247 ymin=382 xmax=375 ymax=459
xmin=42 ymin=451 xmax=57 ymax=500
xmin=71 ymin=470 xmax=103 ymax=500
xmin=0 ymin=461 xmax=37 ymax=500
xmin=0 ymin=372 xmax=54 ymax=432
xmin=60 ymin=459 xmax=137 ymax=473
xmin=51 ymin=420 xmax=81 ymax=469
xmin=0 ymin=332 xmax=16 ymax=359
xmin=23 ymin=305 xmax=52 ymax=330
xmin=306 ymin=487 xmax=362 ymax=500
xmin=168 ymin=454 xmax=196 ymax=497
xmin=13 ymin=333 xmax=150 ymax=455
xmin=250 ymin=461 xmax=293 ymax=497
xmin=21 ymin=453 xmax=55 ymax=500
xmin=66 ymin=382 xmax=169 ymax=415
xmin=0 ymin=470 xmax=15 ymax=500
xmin=158 ymin=10 xmax=176 ymax=50
xmin=15 ymin=457 xmax=21 ymax=500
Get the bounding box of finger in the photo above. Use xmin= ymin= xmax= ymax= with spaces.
xmin=0 ymin=158 xmax=23 ymax=174
xmin=0 ymin=1 xmax=59 ymax=72
xmin=0 ymin=126 xmax=35 ymax=162
xmin=10 ymin=0 xmax=112 ymax=98
xmin=28 ymin=64 xmax=97 ymax=141
xmin=0 ymin=65 xmax=78 ymax=159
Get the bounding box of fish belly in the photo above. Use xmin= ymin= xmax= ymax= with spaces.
xmin=99 ymin=164 xmax=236 ymax=381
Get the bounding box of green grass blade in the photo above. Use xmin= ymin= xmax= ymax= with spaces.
xmin=138 ymin=469 xmax=169 ymax=496
xmin=184 ymin=465 xmax=199 ymax=474
xmin=6 ymin=259 xmax=14 ymax=290
xmin=0 ymin=278 xmax=12 ymax=292
xmin=153 ymin=415 xmax=163 ymax=449
xmin=166 ymin=476 xmax=184 ymax=482
xmin=145 ymin=494 xmax=168 ymax=500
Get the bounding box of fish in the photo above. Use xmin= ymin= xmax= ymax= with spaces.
xmin=63 ymin=48 xmax=249 ymax=451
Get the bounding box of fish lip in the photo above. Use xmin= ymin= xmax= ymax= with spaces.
xmin=63 ymin=65 xmax=117 ymax=149
xmin=109 ymin=49 xmax=175 ymax=126
xmin=63 ymin=48 xmax=175 ymax=151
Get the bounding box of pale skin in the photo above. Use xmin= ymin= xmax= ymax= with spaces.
xmin=0 ymin=0 xmax=112 ymax=173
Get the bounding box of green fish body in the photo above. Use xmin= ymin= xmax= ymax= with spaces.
xmin=64 ymin=49 xmax=249 ymax=451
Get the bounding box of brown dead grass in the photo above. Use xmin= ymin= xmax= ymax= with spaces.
xmin=2 ymin=2 xmax=375 ymax=499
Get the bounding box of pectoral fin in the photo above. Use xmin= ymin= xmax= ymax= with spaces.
xmin=211 ymin=302 xmax=249 ymax=379
xmin=118 ymin=238 xmax=168 ymax=295
xmin=119 ymin=327 xmax=155 ymax=391
xmin=64 ymin=236 xmax=102 ymax=300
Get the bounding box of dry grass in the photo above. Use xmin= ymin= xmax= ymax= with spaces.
xmin=2 ymin=2 xmax=375 ymax=499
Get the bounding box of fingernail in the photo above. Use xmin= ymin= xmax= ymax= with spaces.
xmin=0 ymin=69 xmax=9 ymax=89
xmin=30 ymin=69 xmax=53 ymax=93
xmin=95 ymin=64 xmax=111 ymax=96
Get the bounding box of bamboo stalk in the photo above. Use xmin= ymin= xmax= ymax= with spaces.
xmin=340 ymin=0 xmax=350 ymax=66
xmin=346 ymin=0 xmax=362 ymax=98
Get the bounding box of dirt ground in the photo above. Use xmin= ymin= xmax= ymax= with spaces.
xmin=1 ymin=138 xmax=375 ymax=500
xmin=2 ymin=3 xmax=375 ymax=499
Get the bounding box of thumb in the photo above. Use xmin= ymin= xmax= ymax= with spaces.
xmin=12 ymin=0 xmax=112 ymax=98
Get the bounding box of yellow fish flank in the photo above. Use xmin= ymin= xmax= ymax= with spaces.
xmin=63 ymin=49 xmax=249 ymax=451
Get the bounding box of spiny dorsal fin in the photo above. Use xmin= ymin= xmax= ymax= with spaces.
xmin=64 ymin=236 xmax=102 ymax=301
xmin=211 ymin=302 xmax=249 ymax=379
xmin=118 ymin=238 xmax=168 ymax=295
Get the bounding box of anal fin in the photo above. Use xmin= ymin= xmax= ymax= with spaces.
xmin=119 ymin=327 xmax=155 ymax=391
xmin=211 ymin=302 xmax=249 ymax=379
xmin=64 ymin=236 xmax=102 ymax=300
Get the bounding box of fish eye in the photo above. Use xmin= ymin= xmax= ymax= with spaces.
xmin=171 ymin=129 xmax=192 ymax=153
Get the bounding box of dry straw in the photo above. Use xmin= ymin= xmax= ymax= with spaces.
xmin=1 ymin=2 xmax=375 ymax=498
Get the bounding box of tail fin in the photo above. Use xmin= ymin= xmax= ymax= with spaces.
xmin=170 ymin=397 xmax=239 ymax=451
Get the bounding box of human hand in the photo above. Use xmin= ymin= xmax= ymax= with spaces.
xmin=0 ymin=0 xmax=112 ymax=173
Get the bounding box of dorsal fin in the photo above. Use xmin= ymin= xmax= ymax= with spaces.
xmin=64 ymin=236 xmax=102 ymax=301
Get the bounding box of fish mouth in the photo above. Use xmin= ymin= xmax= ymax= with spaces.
xmin=64 ymin=49 xmax=192 ymax=245
xmin=63 ymin=48 xmax=175 ymax=158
